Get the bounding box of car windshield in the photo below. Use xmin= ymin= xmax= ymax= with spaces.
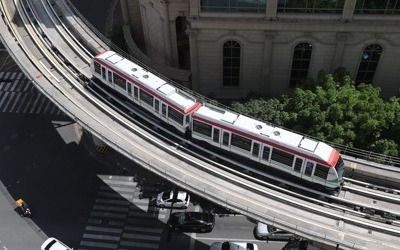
xmin=162 ymin=190 xmax=171 ymax=200
xmin=267 ymin=225 xmax=277 ymax=232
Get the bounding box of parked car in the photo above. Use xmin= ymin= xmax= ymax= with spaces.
xmin=41 ymin=237 xmax=73 ymax=250
xmin=167 ymin=211 xmax=215 ymax=232
xmin=254 ymin=222 xmax=294 ymax=241
xmin=156 ymin=190 xmax=190 ymax=208
xmin=282 ymin=238 xmax=309 ymax=250
xmin=210 ymin=241 xmax=258 ymax=250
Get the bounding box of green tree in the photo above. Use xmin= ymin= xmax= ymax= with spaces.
xmin=231 ymin=69 xmax=400 ymax=157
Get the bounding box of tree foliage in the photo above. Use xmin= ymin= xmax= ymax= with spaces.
xmin=231 ymin=68 xmax=400 ymax=157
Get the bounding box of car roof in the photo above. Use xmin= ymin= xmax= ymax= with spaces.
xmin=41 ymin=237 xmax=71 ymax=250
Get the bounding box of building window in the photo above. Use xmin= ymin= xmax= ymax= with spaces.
xmin=223 ymin=40 xmax=241 ymax=87
xmin=201 ymin=0 xmax=266 ymax=13
xmin=278 ymin=0 xmax=345 ymax=13
xmin=356 ymin=44 xmax=382 ymax=84
xmin=289 ymin=43 xmax=312 ymax=87
xmin=355 ymin=0 xmax=400 ymax=14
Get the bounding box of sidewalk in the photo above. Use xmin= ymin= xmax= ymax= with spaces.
xmin=0 ymin=181 xmax=47 ymax=250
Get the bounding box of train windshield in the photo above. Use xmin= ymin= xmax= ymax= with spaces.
xmin=334 ymin=156 xmax=345 ymax=180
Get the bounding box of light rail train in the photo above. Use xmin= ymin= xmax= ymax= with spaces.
xmin=90 ymin=51 xmax=345 ymax=192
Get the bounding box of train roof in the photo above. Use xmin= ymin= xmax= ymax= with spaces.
xmin=193 ymin=104 xmax=338 ymax=166
xmin=95 ymin=51 xmax=199 ymax=114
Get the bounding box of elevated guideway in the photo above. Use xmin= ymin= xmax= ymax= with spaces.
xmin=0 ymin=0 xmax=399 ymax=249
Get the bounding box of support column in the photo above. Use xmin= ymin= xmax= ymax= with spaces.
xmin=162 ymin=1 xmax=173 ymax=66
xmin=342 ymin=0 xmax=356 ymax=21
xmin=265 ymin=0 xmax=277 ymax=20
xmin=188 ymin=0 xmax=199 ymax=18
xmin=261 ymin=32 xmax=275 ymax=95
xmin=331 ymin=33 xmax=349 ymax=71
xmin=187 ymin=29 xmax=199 ymax=92
xmin=119 ymin=0 xmax=130 ymax=25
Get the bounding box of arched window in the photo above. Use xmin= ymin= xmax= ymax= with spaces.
xmin=223 ymin=41 xmax=241 ymax=87
xmin=289 ymin=43 xmax=313 ymax=87
xmin=356 ymin=44 xmax=382 ymax=84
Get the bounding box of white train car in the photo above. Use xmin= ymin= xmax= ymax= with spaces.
xmin=191 ymin=103 xmax=345 ymax=190
xmin=90 ymin=51 xmax=201 ymax=133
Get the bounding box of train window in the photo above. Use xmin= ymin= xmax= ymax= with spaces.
xmin=168 ymin=107 xmax=184 ymax=124
xmin=155 ymin=99 xmax=160 ymax=113
xmin=162 ymin=104 xmax=167 ymax=118
xmin=193 ymin=120 xmax=212 ymax=137
xmin=94 ymin=61 xmax=101 ymax=74
xmin=271 ymin=148 xmax=294 ymax=168
xmin=222 ymin=132 xmax=230 ymax=146
xmin=231 ymin=133 xmax=251 ymax=152
xmin=213 ymin=128 xmax=220 ymax=143
xmin=101 ymin=67 xmax=106 ymax=80
xmin=252 ymin=142 xmax=260 ymax=157
xmin=294 ymin=158 xmax=303 ymax=173
xmin=314 ymin=164 xmax=329 ymax=179
xmin=140 ymin=89 xmax=153 ymax=106
xmin=305 ymin=162 xmax=314 ymax=176
xmin=108 ymin=71 xmax=112 ymax=84
xmin=133 ymin=86 xmax=139 ymax=100
xmin=113 ymin=73 xmax=126 ymax=89
xmin=127 ymin=82 xmax=132 ymax=95
xmin=262 ymin=146 xmax=271 ymax=161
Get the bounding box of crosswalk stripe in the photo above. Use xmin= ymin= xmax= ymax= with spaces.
xmin=102 ymin=179 xmax=136 ymax=187
xmin=22 ymin=94 xmax=35 ymax=113
xmin=29 ymin=94 xmax=41 ymax=113
xmin=85 ymin=226 xmax=123 ymax=234
xmin=124 ymin=226 xmax=162 ymax=234
xmin=90 ymin=211 xmax=127 ymax=219
xmin=8 ymin=92 xmax=22 ymax=112
xmin=122 ymin=233 xmax=161 ymax=241
xmin=97 ymin=191 xmax=133 ymax=200
xmin=80 ymin=240 xmax=118 ymax=249
xmin=0 ymin=72 xmax=4 ymax=78
xmin=2 ymin=92 xmax=14 ymax=112
xmin=0 ymin=92 xmax=9 ymax=108
xmin=119 ymin=241 xmax=159 ymax=249
xmin=43 ymin=98 xmax=53 ymax=113
xmin=95 ymin=198 xmax=130 ymax=206
xmin=15 ymin=93 xmax=29 ymax=113
xmin=83 ymin=233 xmax=120 ymax=241
xmin=93 ymin=205 xmax=129 ymax=213
xmin=9 ymin=79 xmax=18 ymax=91
xmin=100 ymin=185 xmax=136 ymax=194
xmin=22 ymin=81 xmax=32 ymax=92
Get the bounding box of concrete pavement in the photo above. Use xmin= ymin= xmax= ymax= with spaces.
xmin=0 ymin=180 xmax=46 ymax=250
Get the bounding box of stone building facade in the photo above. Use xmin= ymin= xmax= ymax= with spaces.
xmin=120 ymin=0 xmax=400 ymax=99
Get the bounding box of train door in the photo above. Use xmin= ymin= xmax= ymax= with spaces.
xmin=212 ymin=128 xmax=220 ymax=146
xmin=221 ymin=131 xmax=230 ymax=150
xmin=154 ymin=99 xmax=160 ymax=117
xmin=301 ymin=160 xmax=315 ymax=183
xmin=291 ymin=157 xmax=304 ymax=178
xmin=133 ymin=86 xmax=139 ymax=102
xmin=108 ymin=71 xmax=112 ymax=85
xmin=161 ymin=103 xmax=167 ymax=120
xmin=252 ymin=142 xmax=261 ymax=161
xmin=127 ymin=82 xmax=132 ymax=96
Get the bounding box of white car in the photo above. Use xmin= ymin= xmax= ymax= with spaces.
xmin=254 ymin=222 xmax=294 ymax=240
xmin=156 ymin=190 xmax=190 ymax=208
xmin=41 ymin=237 xmax=73 ymax=250
xmin=210 ymin=241 xmax=258 ymax=250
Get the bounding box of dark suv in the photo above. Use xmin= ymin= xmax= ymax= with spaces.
xmin=167 ymin=212 xmax=215 ymax=232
